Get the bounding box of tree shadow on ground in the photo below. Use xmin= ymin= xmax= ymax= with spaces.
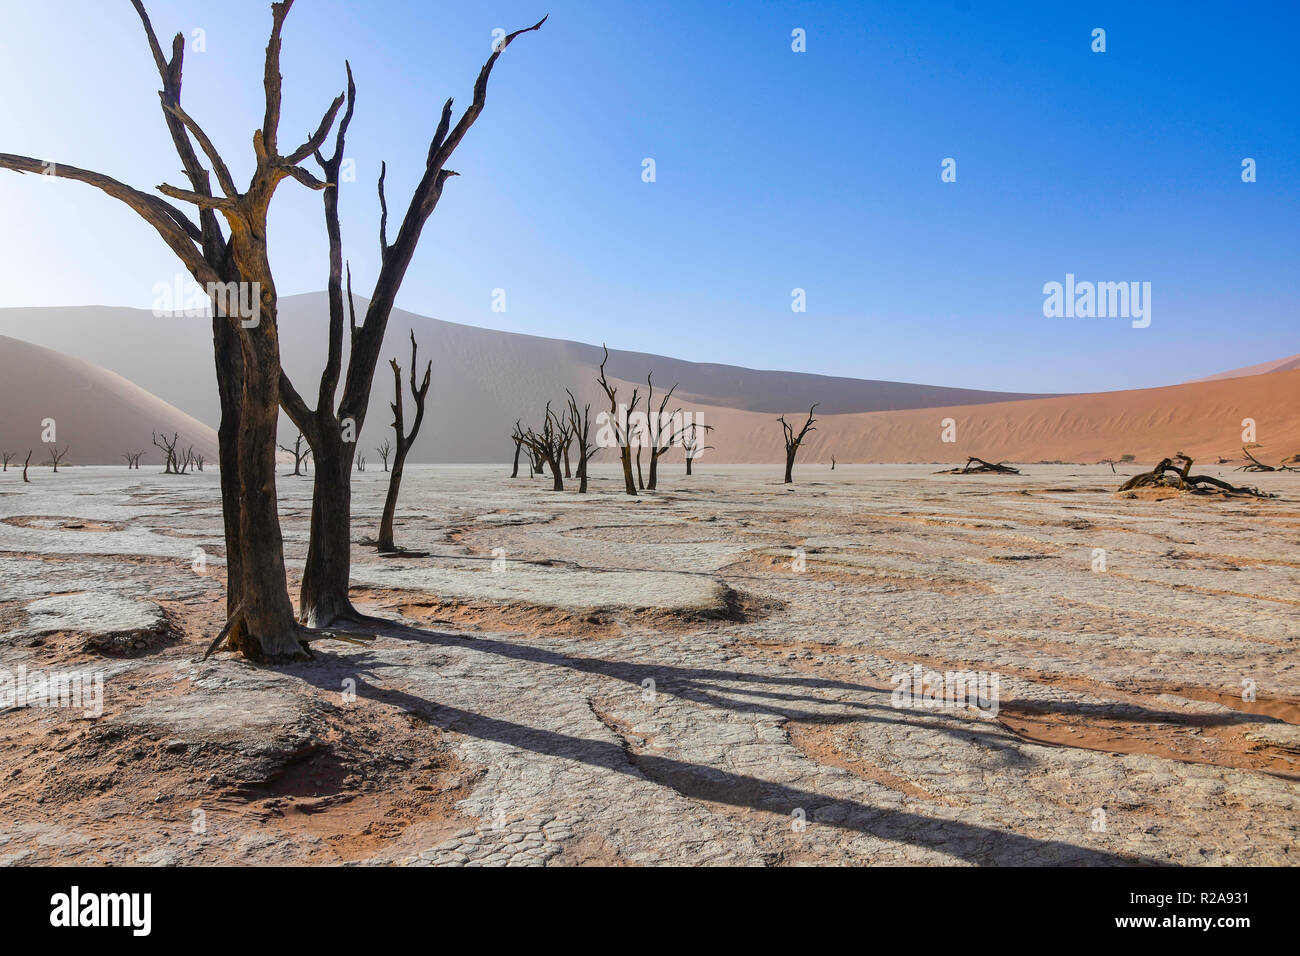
xmin=286 ymin=618 xmax=1165 ymax=866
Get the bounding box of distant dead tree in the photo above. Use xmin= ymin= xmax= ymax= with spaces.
xmin=682 ymin=421 xmax=714 ymax=476
xmin=377 ymin=331 xmax=432 ymax=552
xmin=596 ymin=345 xmax=640 ymax=495
xmin=22 ymin=451 xmax=32 ymax=483
xmin=375 ymin=439 xmax=392 ymax=472
xmin=152 ymin=431 xmax=183 ymax=475
xmin=356 ymin=456 xmax=366 ymax=472
xmin=519 ymin=402 xmax=571 ymax=492
xmin=278 ymin=432 xmax=311 ymax=476
xmin=778 ymin=404 xmax=818 ymax=483
xmin=830 ymin=455 xmax=836 ymax=470
xmin=276 ymin=19 xmax=546 ymax=625
xmin=44 ymin=444 xmax=70 ymax=472
xmin=510 ymin=420 xmax=525 ymax=477
xmin=566 ymin=389 xmax=597 ymax=493
xmin=122 ymin=450 xmax=145 ymax=469
xmin=192 ymin=452 xmax=205 ymax=471
xmin=644 ymin=372 xmax=689 ymax=491
xmin=2 ymin=451 xmax=15 ymax=471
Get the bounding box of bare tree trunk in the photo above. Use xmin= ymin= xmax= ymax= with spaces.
xmin=685 ymin=454 xmax=693 ymax=476
xmin=511 ymin=440 xmax=522 ymax=477
xmin=377 ymin=332 xmax=431 ymax=552
xmin=299 ymin=423 xmax=355 ymax=625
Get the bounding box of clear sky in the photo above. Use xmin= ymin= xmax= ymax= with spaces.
xmin=0 ymin=0 xmax=1296 ymax=392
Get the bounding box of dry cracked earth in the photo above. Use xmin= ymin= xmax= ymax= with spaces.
xmin=0 ymin=463 xmax=1297 ymax=866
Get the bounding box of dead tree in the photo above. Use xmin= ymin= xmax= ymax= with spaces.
xmin=937 ymin=457 xmax=1021 ymax=475
xmin=356 ymin=457 xmax=366 ymax=472
xmin=377 ymin=331 xmax=432 ymax=552
xmin=22 ymin=451 xmax=31 ymax=483
xmin=1118 ymin=454 xmax=1271 ymax=497
xmin=41 ymin=444 xmax=69 ymax=472
xmin=596 ymin=345 xmax=640 ymax=495
xmin=830 ymin=455 xmax=836 ymax=470
xmin=192 ymin=452 xmax=205 ymax=471
xmin=376 ymin=439 xmax=392 ymax=472
xmin=778 ymin=404 xmax=818 ymax=483
xmin=2 ymin=451 xmax=15 ymax=471
xmin=276 ymin=20 xmax=546 ymax=624
xmin=510 ymin=420 xmax=525 ymax=477
xmin=1237 ymin=447 xmax=1298 ymax=472
xmin=122 ymin=451 xmax=145 ymax=469
xmin=566 ymin=389 xmax=597 ymax=493
xmin=644 ymin=373 xmax=689 ymax=491
xmin=519 ymin=402 xmax=572 ymax=492
xmin=682 ymin=421 xmax=714 ymax=476
xmin=152 ymin=431 xmax=183 ymax=474
xmin=278 ymin=432 xmax=311 ymax=476
xmin=0 ymin=2 xmax=365 ymax=659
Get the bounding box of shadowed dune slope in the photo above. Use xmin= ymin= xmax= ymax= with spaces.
xmin=0 ymin=335 xmax=218 ymax=465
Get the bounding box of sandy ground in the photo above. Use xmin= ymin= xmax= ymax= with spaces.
xmin=0 ymin=462 xmax=1297 ymax=866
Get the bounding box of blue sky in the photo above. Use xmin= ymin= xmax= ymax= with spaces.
xmin=1 ymin=0 xmax=1296 ymax=392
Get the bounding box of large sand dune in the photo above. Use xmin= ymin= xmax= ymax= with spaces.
xmin=687 ymin=369 xmax=1300 ymax=465
xmin=0 ymin=335 xmax=217 ymax=466
xmin=0 ymin=299 xmax=1294 ymax=465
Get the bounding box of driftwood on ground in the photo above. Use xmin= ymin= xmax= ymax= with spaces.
xmin=936 ymin=457 xmax=1020 ymax=475
xmin=1118 ymin=454 xmax=1273 ymax=497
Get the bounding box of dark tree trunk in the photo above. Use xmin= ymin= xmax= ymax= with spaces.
xmin=377 ymin=453 xmax=406 ymax=552
xmin=686 ymin=455 xmax=693 ymax=475
xmin=299 ymin=421 xmax=357 ymax=625
xmin=648 ymin=452 xmax=659 ymax=490
xmin=784 ymin=452 xmax=795 ymax=483
xmin=511 ymin=440 xmax=521 ymax=477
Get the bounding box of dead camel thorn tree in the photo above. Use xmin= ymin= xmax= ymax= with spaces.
xmin=151 ymin=431 xmax=190 ymax=474
xmin=277 ymin=17 xmax=546 ymax=625
xmin=937 ymin=457 xmax=1020 ymax=475
xmin=22 ymin=451 xmax=32 ymax=483
xmin=1237 ymin=447 xmax=1300 ymax=473
xmin=778 ymin=404 xmax=818 ymax=483
xmin=278 ymin=431 xmax=311 ymax=475
xmin=519 ymin=402 xmax=571 ymax=492
xmin=566 ymin=389 xmax=597 ymax=493
xmin=377 ymin=331 xmax=432 ymax=553
xmin=1118 ymin=453 xmax=1272 ymax=497
xmin=1 ymin=0 xmax=372 ymax=660
xmin=44 ymin=444 xmax=70 ymax=473
xmin=509 ymin=419 xmax=526 ymax=477
xmin=122 ymin=450 xmax=145 ymax=469
xmin=644 ymin=372 xmax=688 ymax=491
xmin=596 ymin=344 xmax=641 ymax=496
xmin=682 ymin=421 xmax=713 ymax=476
xmin=375 ymin=439 xmax=391 ymax=472
xmin=2 ymin=451 xmax=15 ymax=471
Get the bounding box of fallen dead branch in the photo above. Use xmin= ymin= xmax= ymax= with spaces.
xmin=1118 ymin=454 xmax=1274 ymax=497
xmin=1237 ymin=447 xmax=1300 ymax=473
xmin=936 ymin=457 xmax=1021 ymax=475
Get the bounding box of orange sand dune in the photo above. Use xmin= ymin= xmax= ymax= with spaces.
xmin=683 ymin=369 xmax=1300 ymax=465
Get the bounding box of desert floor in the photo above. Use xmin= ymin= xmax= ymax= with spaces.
xmin=0 ymin=463 xmax=1297 ymax=866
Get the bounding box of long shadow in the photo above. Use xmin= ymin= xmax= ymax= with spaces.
xmin=291 ymin=659 xmax=1158 ymax=866
xmin=288 ymin=621 xmax=1168 ymax=865
xmin=334 ymin=619 xmax=1031 ymax=759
